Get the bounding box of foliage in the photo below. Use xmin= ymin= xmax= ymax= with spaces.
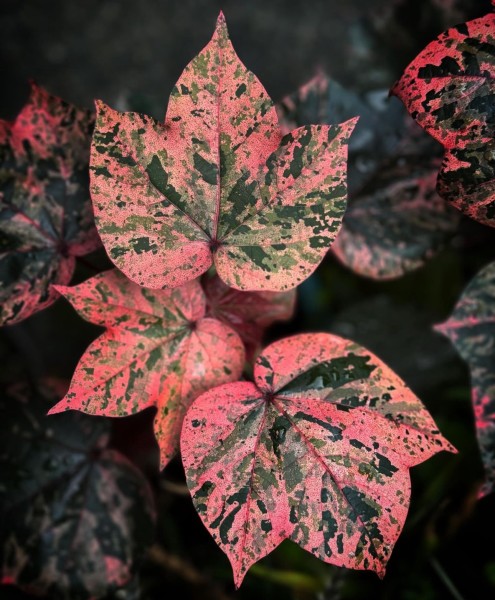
xmin=1 ymin=3 xmax=495 ymax=599
xmin=0 ymin=84 xmax=100 ymax=326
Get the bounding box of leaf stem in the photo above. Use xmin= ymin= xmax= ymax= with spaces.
xmin=430 ymin=557 xmax=465 ymax=600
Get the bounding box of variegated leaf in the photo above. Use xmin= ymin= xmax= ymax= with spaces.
xmin=391 ymin=12 xmax=495 ymax=226
xmin=203 ymin=272 xmax=296 ymax=360
xmin=181 ymin=333 xmax=455 ymax=587
xmin=91 ymin=14 xmax=356 ymax=292
xmin=0 ymin=84 xmax=101 ymax=326
xmin=277 ymin=73 xmax=456 ymax=280
xmin=48 ymin=269 xmax=244 ymax=468
xmin=0 ymin=379 xmax=155 ymax=599
xmin=436 ymin=260 xmax=495 ymax=497
xmin=332 ymin=159 xmax=460 ymax=279
xmin=276 ymin=72 xmax=408 ymax=193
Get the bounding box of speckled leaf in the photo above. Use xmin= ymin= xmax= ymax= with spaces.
xmin=0 ymin=84 xmax=101 ymax=326
xmin=391 ymin=13 xmax=495 ymax=226
xmin=203 ymin=272 xmax=296 ymax=360
xmin=436 ymin=261 xmax=495 ymax=497
xmin=181 ymin=333 xmax=455 ymax=587
xmin=0 ymin=379 xmax=155 ymax=599
xmin=91 ymin=14 xmax=355 ymax=292
xmin=332 ymin=159 xmax=460 ymax=279
xmin=48 ymin=269 xmax=244 ymax=468
xmin=276 ymin=72 xmax=418 ymax=193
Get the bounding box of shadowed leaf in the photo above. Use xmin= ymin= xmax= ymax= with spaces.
xmin=203 ymin=272 xmax=296 ymax=360
xmin=277 ymin=72 xmax=408 ymax=192
xmin=0 ymin=84 xmax=101 ymax=326
xmin=277 ymin=73 xmax=455 ymax=279
xmin=332 ymin=159 xmax=460 ymax=279
xmin=436 ymin=260 xmax=495 ymax=497
xmin=0 ymin=379 xmax=155 ymax=599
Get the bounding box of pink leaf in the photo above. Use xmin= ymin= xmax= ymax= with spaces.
xmin=48 ymin=269 xmax=244 ymax=469
xmin=181 ymin=333 xmax=455 ymax=586
xmin=91 ymin=14 xmax=356 ymax=292
xmin=203 ymin=272 xmax=296 ymax=359
xmin=391 ymin=12 xmax=495 ymax=226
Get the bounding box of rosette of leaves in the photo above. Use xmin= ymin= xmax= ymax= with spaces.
xmin=90 ymin=14 xmax=356 ymax=292
xmin=392 ymin=8 xmax=495 ymax=226
xmin=436 ymin=260 xmax=495 ymax=497
xmin=181 ymin=333 xmax=455 ymax=587
xmin=0 ymin=379 xmax=155 ymax=599
xmin=0 ymin=84 xmax=101 ymax=326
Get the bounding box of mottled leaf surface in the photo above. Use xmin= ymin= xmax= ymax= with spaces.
xmin=0 ymin=84 xmax=101 ymax=326
xmin=392 ymin=13 xmax=495 ymax=226
xmin=277 ymin=73 xmax=455 ymax=279
xmin=203 ymin=272 xmax=296 ymax=360
xmin=49 ymin=269 xmax=244 ymax=468
xmin=91 ymin=15 xmax=355 ymax=292
xmin=332 ymin=159 xmax=460 ymax=279
xmin=181 ymin=333 xmax=455 ymax=586
xmin=436 ymin=261 xmax=495 ymax=497
xmin=276 ymin=72 xmax=415 ymax=193
xmin=0 ymin=380 xmax=155 ymax=599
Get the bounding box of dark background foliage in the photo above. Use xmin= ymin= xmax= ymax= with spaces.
xmin=1 ymin=0 xmax=495 ymax=599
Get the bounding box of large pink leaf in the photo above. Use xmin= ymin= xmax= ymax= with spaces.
xmin=48 ymin=269 xmax=244 ymax=468
xmin=91 ymin=14 xmax=356 ymax=292
xmin=436 ymin=260 xmax=495 ymax=498
xmin=0 ymin=84 xmax=101 ymax=325
xmin=391 ymin=12 xmax=495 ymax=226
xmin=203 ymin=272 xmax=296 ymax=359
xmin=181 ymin=333 xmax=455 ymax=587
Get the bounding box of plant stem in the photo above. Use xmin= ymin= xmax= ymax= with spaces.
xmin=430 ymin=558 xmax=465 ymax=600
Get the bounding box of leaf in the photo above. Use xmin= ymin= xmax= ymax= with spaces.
xmin=0 ymin=379 xmax=155 ymax=599
xmin=90 ymin=14 xmax=356 ymax=292
xmin=48 ymin=268 xmax=245 ymax=468
xmin=277 ymin=73 xmax=456 ymax=279
xmin=391 ymin=12 xmax=495 ymax=226
xmin=203 ymin=272 xmax=296 ymax=360
xmin=0 ymin=84 xmax=101 ymax=326
xmin=181 ymin=333 xmax=455 ymax=587
xmin=332 ymin=159 xmax=460 ymax=279
xmin=435 ymin=260 xmax=495 ymax=497
xmin=276 ymin=72 xmax=416 ymax=193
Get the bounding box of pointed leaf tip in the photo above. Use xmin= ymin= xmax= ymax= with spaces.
xmin=343 ymin=115 xmax=359 ymax=139
xmin=215 ymin=11 xmax=228 ymax=35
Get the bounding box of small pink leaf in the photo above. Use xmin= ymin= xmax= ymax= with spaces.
xmin=49 ymin=269 xmax=244 ymax=468
xmin=181 ymin=333 xmax=455 ymax=587
xmin=203 ymin=272 xmax=296 ymax=359
xmin=391 ymin=12 xmax=495 ymax=226
xmin=0 ymin=84 xmax=100 ymax=326
xmin=435 ymin=260 xmax=495 ymax=497
xmin=91 ymin=15 xmax=356 ymax=292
